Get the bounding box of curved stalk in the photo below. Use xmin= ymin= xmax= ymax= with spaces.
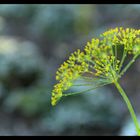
xmin=114 ymin=81 xmax=140 ymax=136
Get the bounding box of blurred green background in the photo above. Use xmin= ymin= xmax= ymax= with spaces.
xmin=0 ymin=4 xmax=140 ymax=136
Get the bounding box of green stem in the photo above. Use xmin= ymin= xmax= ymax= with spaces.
xmin=73 ymin=83 xmax=96 ymax=86
xmin=118 ymin=50 xmax=127 ymax=74
xmin=120 ymin=53 xmax=139 ymax=77
xmin=114 ymin=81 xmax=140 ymax=136
xmin=63 ymin=82 xmax=111 ymax=97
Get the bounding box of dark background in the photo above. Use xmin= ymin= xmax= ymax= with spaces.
xmin=0 ymin=4 xmax=139 ymax=136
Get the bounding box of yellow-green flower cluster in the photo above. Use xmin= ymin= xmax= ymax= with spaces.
xmin=52 ymin=27 xmax=140 ymax=106
xmin=84 ymin=39 xmax=120 ymax=79
xmin=101 ymin=27 xmax=140 ymax=54
xmin=51 ymin=49 xmax=89 ymax=106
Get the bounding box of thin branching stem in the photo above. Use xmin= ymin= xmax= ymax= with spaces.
xmin=118 ymin=49 xmax=127 ymax=74
xmin=62 ymin=82 xmax=112 ymax=97
xmin=120 ymin=53 xmax=139 ymax=77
